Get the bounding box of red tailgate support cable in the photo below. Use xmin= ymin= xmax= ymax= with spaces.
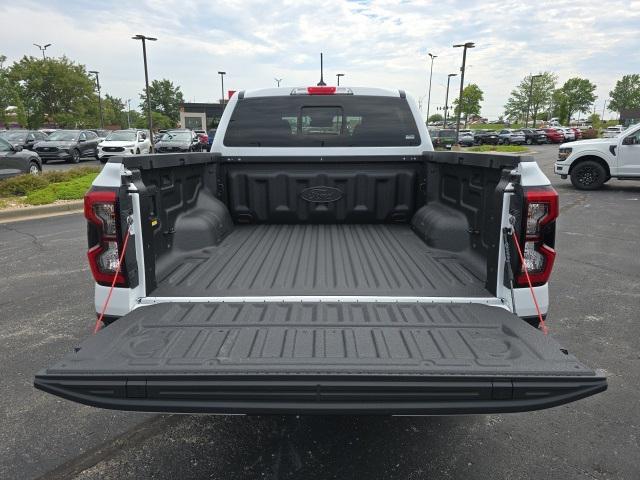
xmin=93 ymin=226 xmax=132 ymax=334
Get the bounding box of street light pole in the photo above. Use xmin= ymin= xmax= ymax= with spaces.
xmin=218 ymin=71 xmax=226 ymax=104
xmin=453 ymin=42 xmax=475 ymax=142
xmin=426 ymin=53 xmax=437 ymax=125
xmin=127 ymin=99 xmax=131 ymax=128
xmin=88 ymin=71 xmax=104 ymax=129
xmin=444 ymin=73 xmax=457 ymax=126
xmin=132 ymin=34 xmax=157 ymax=147
xmin=525 ymin=74 xmax=543 ymax=128
xmin=275 ymin=78 xmax=283 ymax=87
xmin=33 ymin=43 xmax=52 ymax=59
xmin=336 ymin=73 xmax=344 ymax=86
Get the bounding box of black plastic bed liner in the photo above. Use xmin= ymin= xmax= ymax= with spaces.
xmin=34 ymin=302 xmax=606 ymax=415
xmin=152 ymin=224 xmax=488 ymax=297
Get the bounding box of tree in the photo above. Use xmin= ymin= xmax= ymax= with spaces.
xmin=134 ymin=110 xmax=175 ymax=130
xmin=608 ymin=74 xmax=640 ymax=119
xmin=427 ymin=113 xmax=443 ymax=123
xmin=139 ymin=79 xmax=184 ymax=122
xmin=102 ymin=94 xmax=126 ymax=127
xmin=8 ymin=55 xmax=97 ymax=128
xmin=453 ymin=83 xmax=484 ymax=126
xmin=0 ymin=55 xmax=25 ymax=126
xmin=552 ymin=77 xmax=597 ymax=124
xmin=504 ymin=72 xmax=557 ymax=126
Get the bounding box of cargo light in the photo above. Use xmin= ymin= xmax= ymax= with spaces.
xmin=290 ymin=87 xmax=353 ymax=95
xmin=516 ymin=186 xmax=558 ymax=287
xmin=84 ymin=189 xmax=128 ymax=287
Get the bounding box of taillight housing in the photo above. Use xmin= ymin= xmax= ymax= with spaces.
xmin=85 ymin=189 xmax=128 ymax=287
xmin=516 ymin=186 xmax=558 ymax=287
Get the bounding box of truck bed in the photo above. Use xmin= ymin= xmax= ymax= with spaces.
xmin=152 ymin=224 xmax=488 ymax=298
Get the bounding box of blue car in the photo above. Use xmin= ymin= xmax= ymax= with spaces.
xmin=207 ymin=129 xmax=217 ymax=151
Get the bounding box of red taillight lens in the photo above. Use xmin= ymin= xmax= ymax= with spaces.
xmin=85 ymin=189 xmax=127 ymax=287
xmin=306 ymin=86 xmax=336 ymax=95
xmin=516 ymin=186 xmax=558 ymax=287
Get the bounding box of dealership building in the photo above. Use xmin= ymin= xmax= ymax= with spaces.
xmin=179 ymin=102 xmax=226 ymax=131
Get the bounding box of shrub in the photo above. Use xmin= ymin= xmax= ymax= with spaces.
xmin=0 ymin=166 xmax=100 ymax=198
xmin=25 ymin=173 xmax=97 ymax=205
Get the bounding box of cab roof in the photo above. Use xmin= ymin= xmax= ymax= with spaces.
xmin=242 ymin=86 xmax=404 ymax=98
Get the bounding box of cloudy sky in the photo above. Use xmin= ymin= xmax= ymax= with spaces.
xmin=2 ymin=0 xmax=639 ymax=119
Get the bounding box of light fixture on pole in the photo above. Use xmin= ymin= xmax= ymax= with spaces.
xmin=88 ymin=70 xmax=104 ymax=129
xmin=275 ymin=78 xmax=283 ymax=87
xmin=453 ymin=42 xmax=475 ymax=142
xmin=33 ymin=43 xmax=52 ymax=59
xmin=336 ymin=73 xmax=345 ymax=86
xmin=444 ymin=73 xmax=458 ymax=126
xmin=525 ymin=74 xmax=543 ymax=127
xmin=132 ymin=34 xmax=157 ymax=148
xmin=218 ymin=71 xmax=226 ymax=104
xmin=426 ymin=53 xmax=437 ymax=124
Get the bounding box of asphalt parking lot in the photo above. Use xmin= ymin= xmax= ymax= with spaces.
xmin=1 ymin=144 xmax=638 ymax=479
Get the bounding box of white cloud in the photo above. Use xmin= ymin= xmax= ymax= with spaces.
xmin=1 ymin=0 xmax=638 ymax=118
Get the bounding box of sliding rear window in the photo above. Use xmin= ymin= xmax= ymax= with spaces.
xmin=223 ymin=95 xmax=420 ymax=147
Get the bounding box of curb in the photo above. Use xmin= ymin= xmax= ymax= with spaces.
xmin=0 ymin=200 xmax=84 ymax=224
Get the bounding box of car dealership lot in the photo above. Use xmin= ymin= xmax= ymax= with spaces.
xmin=1 ymin=144 xmax=638 ymax=479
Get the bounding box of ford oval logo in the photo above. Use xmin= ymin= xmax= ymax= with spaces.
xmin=299 ymin=186 xmax=343 ymax=203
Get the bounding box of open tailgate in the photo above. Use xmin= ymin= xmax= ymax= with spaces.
xmin=34 ymin=302 xmax=606 ymax=415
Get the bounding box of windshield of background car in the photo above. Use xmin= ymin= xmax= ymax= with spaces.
xmin=163 ymin=132 xmax=191 ymax=142
xmin=47 ymin=130 xmax=79 ymax=141
xmin=223 ymin=95 xmax=420 ymax=147
xmin=439 ymin=129 xmax=456 ymax=138
xmin=0 ymin=137 xmax=13 ymax=151
xmin=1 ymin=131 xmax=27 ymax=142
xmin=106 ymin=131 xmax=137 ymax=141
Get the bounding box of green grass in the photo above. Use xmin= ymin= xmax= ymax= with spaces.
xmin=468 ymin=145 xmax=529 ymax=153
xmin=0 ymin=167 xmax=100 ymax=207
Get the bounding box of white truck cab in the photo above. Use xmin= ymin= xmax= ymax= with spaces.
xmin=554 ymin=123 xmax=640 ymax=189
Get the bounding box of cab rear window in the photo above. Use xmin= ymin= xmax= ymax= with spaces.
xmin=223 ymin=95 xmax=420 ymax=147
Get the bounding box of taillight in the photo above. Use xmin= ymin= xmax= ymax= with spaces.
xmin=85 ymin=189 xmax=128 ymax=287
xmin=516 ymin=186 xmax=558 ymax=287
xmin=290 ymin=87 xmax=354 ymax=95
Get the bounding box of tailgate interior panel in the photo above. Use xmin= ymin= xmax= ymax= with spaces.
xmin=35 ymin=302 xmax=606 ymax=414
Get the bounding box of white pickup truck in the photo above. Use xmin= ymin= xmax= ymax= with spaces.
xmin=35 ymin=86 xmax=606 ymax=415
xmin=555 ymin=123 xmax=640 ymax=189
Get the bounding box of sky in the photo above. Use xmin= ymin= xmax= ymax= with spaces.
xmin=1 ymin=0 xmax=639 ymax=119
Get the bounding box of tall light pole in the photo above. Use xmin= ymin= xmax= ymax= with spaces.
xmin=453 ymin=42 xmax=475 ymax=142
xmin=218 ymin=71 xmax=226 ymax=104
xmin=336 ymin=73 xmax=344 ymax=86
xmin=525 ymin=74 xmax=543 ymax=127
xmin=126 ymin=99 xmax=131 ymax=128
xmin=602 ymin=99 xmax=607 ymax=121
xmin=88 ymin=70 xmax=104 ymax=129
xmin=444 ymin=73 xmax=457 ymax=126
xmin=132 ymin=34 xmax=157 ymax=147
xmin=33 ymin=43 xmax=52 ymax=59
xmin=317 ymin=53 xmax=326 ymax=86
xmin=426 ymin=53 xmax=437 ymax=125
xmin=275 ymin=78 xmax=283 ymax=87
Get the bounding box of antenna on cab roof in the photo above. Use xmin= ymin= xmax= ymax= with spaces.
xmin=317 ymin=53 xmax=326 ymax=86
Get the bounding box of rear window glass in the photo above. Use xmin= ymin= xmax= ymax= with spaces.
xmin=223 ymin=95 xmax=420 ymax=147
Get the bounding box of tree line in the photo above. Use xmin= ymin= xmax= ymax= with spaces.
xmin=0 ymin=54 xmax=185 ymax=130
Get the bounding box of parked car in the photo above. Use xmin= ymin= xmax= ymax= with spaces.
xmin=0 ymin=136 xmax=42 ymax=178
xmin=35 ymin=85 xmax=606 ymax=415
xmin=193 ymin=129 xmax=209 ymax=151
xmin=0 ymin=129 xmax=49 ymax=150
xmin=458 ymin=131 xmax=475 ymax=146
xmin=555 ymin=122 xmax=640 ymax=189
xmin=602 ymin=125 xmax=625 ymax=138
xmin=498 ymin=129 xmax=526 ymax=145
xmin=155 ymin=129 xmax=202 ymax=153
xmin=430 ymin=129 xmax=457 ymax=149
xmin=88 ymin=129 xmax=110 ymax=141
xmin=207 ymin=128 xmax=217 ymax=151
xmin=570 ymin=127 xmax=583 ymax=140
xmin=520 ymin=128 xmax=548 ymax=145
xmin=473 ymin=129 xmax=499 ymax=145
xmin=97 ymin=129 xmax=152 ymax=163
xmin=543 ymin=128 xmax=565 ymax=143
xmin=559 ymin=128 xmax=575 ymax=141
xmin=154 ymin=130 xmax=168 ymax=144
xmin=33 ymin=129 xmax=101 ymax=163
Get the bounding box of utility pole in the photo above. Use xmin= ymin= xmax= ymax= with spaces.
xmin=317 ymin=53 xmax=326 ymax=86
xmin=602 ymin=99 xmax=607 ymax=122
xmin=132 ymin=34 xmax=157 ymax=148
xmin=426 ymin=53 xmax=437 ymax=125
xmin=453 ymin=42 xmax=474 ymax=142
xmin=88 ymin=71 xmax=104 ymax=129
xmin=444 ymin=73 xmax=457 ymax=126
xmin=525 ymin=74 xmax=543 ymax=128
xmin=33 ymin=43 xmax=52 ymax=59
xmin=218 ymin=71 xmax=226 ymax=104
xmin=127 ymin=99 xmax=131 ymax=128
xmin=275 ymin=78 xmax=282 ymax=87
xmin=336 ymin=73 xmax=344 ymax=86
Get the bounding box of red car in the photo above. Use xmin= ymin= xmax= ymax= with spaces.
xmin=570 ymin=127 xmax=582 ymax=140
xmin=544 ymin=128 xmax=565 ymax=143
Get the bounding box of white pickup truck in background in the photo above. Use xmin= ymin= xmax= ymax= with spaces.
xmin=555 ymin=123 xmax=640 ymax=189
xmin=34 ymin=86 xmax=606 ymax=415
